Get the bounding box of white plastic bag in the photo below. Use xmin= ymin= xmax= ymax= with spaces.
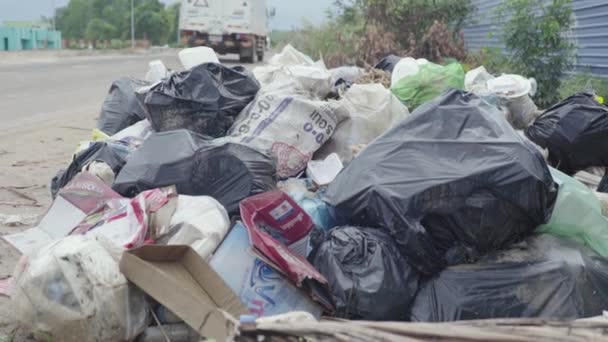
xmin=253 ymin=45 xmax=332 ymax=98
xmin=12 ymin=235 xmax=148 ymax=342
xmin=391 ymin=57 xmax=420 ymax=88
xmin=228 ymin=90 xmax=339 ymax=178
xmin=464 ymin=66 xmax=494 ymax=95
xmin=268 ymin=44 xmax=315 ymax=66
xmin=316 ymin=83 xmax=409 ymax=162
xmin=145 ymin=60 xmax=169 ymax=83
xmin=167 ymin=195 xmax=230 ymax=260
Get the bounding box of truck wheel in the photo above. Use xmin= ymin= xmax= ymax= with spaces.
xmin=257 ymin=49 xmax=264 ymax=62
xmin=239 ymin=47 xmax=255 ymax=63
xmin=187 ymin=35 xmax=197 ymax=47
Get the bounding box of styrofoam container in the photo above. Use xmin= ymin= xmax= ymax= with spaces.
xmin=178 ymin=47 xmax=220 ymax=70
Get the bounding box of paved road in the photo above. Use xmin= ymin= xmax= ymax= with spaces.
xmin=0 ymin=51 xmax=251 ymax=134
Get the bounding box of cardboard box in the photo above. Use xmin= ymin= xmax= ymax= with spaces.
xmin=119 ymin=245 xmax=247 ymax=341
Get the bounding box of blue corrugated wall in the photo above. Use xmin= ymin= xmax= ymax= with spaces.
xmin=463 ymin=0 xmax=608 ymax=77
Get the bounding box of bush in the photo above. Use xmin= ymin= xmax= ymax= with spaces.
xmin=497 ymin=0 xmax=576 ymax=108
xmin=466 ymin=47 xmax=511 ymax=74
xmin=408 ymin=20 xmax=467 ymax=63
xmin=286 ymin=0 xmax=475 ymax=67
xmin=108 ymin=39 xmax=129 ymax=49
xmin=559 ymin=73 xmax=608 ymax=100
xmin=355 ymin=0 xmax=474 ymax=52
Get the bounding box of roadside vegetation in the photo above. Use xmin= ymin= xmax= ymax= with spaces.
xmin=56 ymin=0 xmax=180 ymax=46
xmin=277 ymin=0 xmax=605 ymax=107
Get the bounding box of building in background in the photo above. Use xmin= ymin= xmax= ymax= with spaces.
xmin=0 ymin=20 xmax=61 ymax=51
xmin=463 ymin=0 xmax=608 ymax=77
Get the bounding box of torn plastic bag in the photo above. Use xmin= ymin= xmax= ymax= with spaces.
xmin=3 ymin=173 xmax=124 ymax=255
xmin=309 ymin=226 xmax=419 ymax=320
xmin=113 ymin=130 xmax=276 ymax=214
xmin=166 ymin=195 xmax=230 ymax=260
xmin=464 ymin=66 xmax=494 ymax=95
xmin=314 ymin=83 xmax=409 ymax=162
xmin=73 ymin=187 xmax=175 ymax=249
xmin=525 ymin=92 xmax=608 ymax=175
xmin=139 ymin=63 xmax=260 ymax=138
xmin=330 ymin=66 xmax=363 ymax=88
xmin=391 ymin=62 xmax=464 ymax=110
xmin=51 ymin=141 xmax=130 ymax=198
xmin=536 ymin=168 xmax=608 ymax=257
xmin=253 ymin=45 xmax=331 ymax=98
xmin=12 ymin=235 xmax=148 ymax=342
xmin=373 ymin=54 xmax=401 ymax=73
xmin=254 ymin=64 xmax=333 ymax=99
xmin=227 ymin=91 xmax=338 ymax=178
xmin=98 ymin=77 xmax=150 ymax=135
xmin=410 ymin=234 xmax=608 ymax=321
xmin=210 ymin=222 xmax=323 ymax=318
xmin=240 ymin=191 xmax=333 ymax=311
xmin=325 ymin=90 xmax=558 ymax=275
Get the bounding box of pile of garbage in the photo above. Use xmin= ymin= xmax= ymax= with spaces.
xmin=4 ymin=44 xmax=608 ymax=341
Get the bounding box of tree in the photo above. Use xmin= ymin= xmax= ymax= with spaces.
xmin=56 ymin=0 xmax=175 ymax=46
xmin=136 ymin=10 xmax=170 ymax=44
xmin=56 ymin=0 xmax=94 ymax=39
xmin=498 ymin=0 xmax=577 ymax=107
xmin=165 ymin=2 xmax=181 ymax=45
xmin=335 ymin=0 xmax=474 ymax=52
xmin=85 ymin=18 xmax=117 ymax=41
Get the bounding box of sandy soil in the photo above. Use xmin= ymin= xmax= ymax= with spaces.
xmin=0 ymin=109 xmax=96 ymax=341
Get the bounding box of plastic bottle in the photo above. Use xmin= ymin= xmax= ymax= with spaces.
xmin=145 ymin=60 xmax=168 ymax=83
xmin=137 ymin=324 xmax=199 ymax=342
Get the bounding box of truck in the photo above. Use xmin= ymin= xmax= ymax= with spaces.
xmin=179 ymin=0 xmax=268 ymax=63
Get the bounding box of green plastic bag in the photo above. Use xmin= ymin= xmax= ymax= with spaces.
xmin=536 ymin=168 xmax=608 ymax=256
xmin=391 ymin=62 xmax=465 ymax=110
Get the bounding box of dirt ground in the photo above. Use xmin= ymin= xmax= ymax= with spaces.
xmin=0 ymin=48 xmax=256 ymax=341
xmin=0 ymin=108 xmax=96 ymax=341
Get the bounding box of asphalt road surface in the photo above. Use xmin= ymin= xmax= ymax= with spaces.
xmin=0 ymin=50 xmax=255 ymax=134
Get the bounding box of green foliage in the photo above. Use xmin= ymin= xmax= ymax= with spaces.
xmin=467 ymin=47 xmax=511 ymax=74
xmin=56 ymin=0 xmax=177 ymax=46
xmin=290 ymin=0 xmax=474 ymax=66
xmin=269 ymin=30 xmax=293 ymax=50
xmin=497 ymin=0 xmax=577 ymax=107
xmin=336 ymin=0 xmax=474 ymax=52
xmin=165 ymin=2 xmax=181 ymax=46
xmin=559 ymin=73 xmax=608 ymax=100
xmin=85 ymin=18 xmax=117 ymax=41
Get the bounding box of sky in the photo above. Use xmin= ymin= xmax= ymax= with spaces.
xmin=0 ymin=0 xmax=333 ymax=30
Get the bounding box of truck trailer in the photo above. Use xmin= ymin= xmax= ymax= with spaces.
xmin=179 ymin=0 xmax=268 ymax=63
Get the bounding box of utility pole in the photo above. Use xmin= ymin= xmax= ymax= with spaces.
xmin=131 ymin=0 xmax=135 ymax=49
xmin=51 ymin=0 xmax=56 ymax=31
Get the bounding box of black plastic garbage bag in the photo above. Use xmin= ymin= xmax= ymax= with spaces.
xmin=325 ymin=90 xmax=557 ymax=275
xmin=525 ymin=92 xmax=608 ymax=175
xmin=51 ymin=141 xmax=129 ymax=198
xmin=98 ymin=77 xmax=150 ymax=135
xmin=410 ymin=234 xmax=608 ymax=321
xmin=139 ymin=63 xmax=260 ymax=138
xmin=113 ymin=129 xmax=276 ymax=214
xmin=373 ymin=54 xmax=401 ymax=73
xmin=598 ymin=172 xmax=608 ymax=193
xmin=309 ymin=226 xmax=419 ymax=320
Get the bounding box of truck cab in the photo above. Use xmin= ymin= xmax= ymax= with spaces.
xmin=179 ymin=0 xmax=267 ymax=63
